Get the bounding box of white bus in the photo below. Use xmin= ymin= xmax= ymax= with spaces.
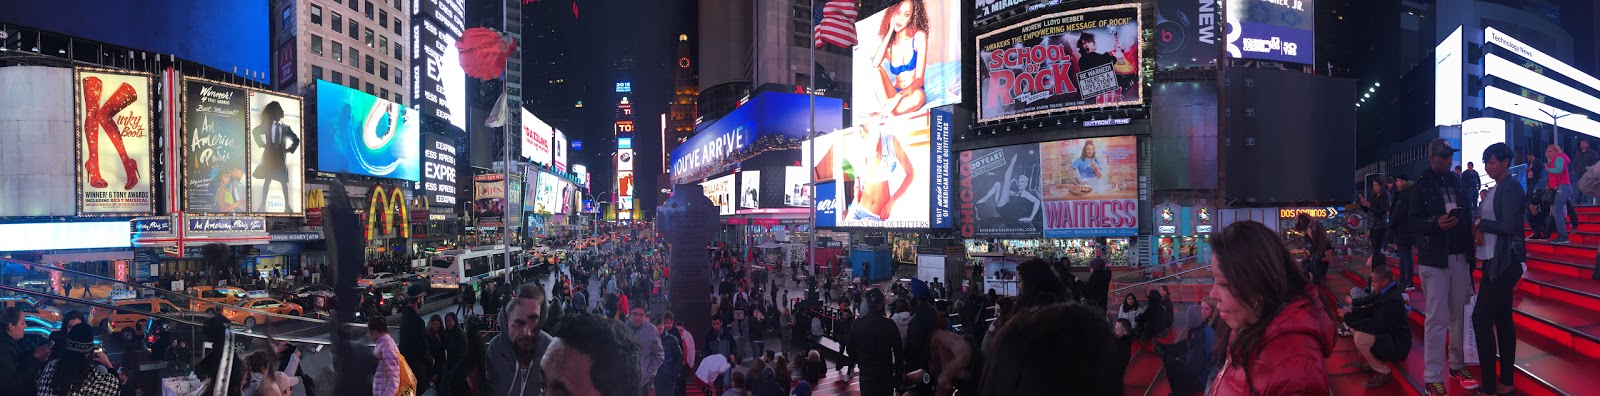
xmin=429 ymin=245 xmax=520 ymax=289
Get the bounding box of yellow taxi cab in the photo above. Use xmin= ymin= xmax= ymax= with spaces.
xmin=0 ymin=296 xmax=63 ymax=327
xmin=222 ymin=298 xmax=303 ymax=330
xmin=185 ymin=286 xmax=247 ymax=313
xmin=91 ymin=298 xmax=187 ymax=342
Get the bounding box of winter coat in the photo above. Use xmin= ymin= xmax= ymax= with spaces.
xmin=373 ymin=334 xmax=402 ymax=396
xmin=1402 ymin=167 xmax=1475 ymax=269
xmin=1344 ymin=282 xmax=1412 ymax=362
xmin=1208 ymin=291 xmax=1334 ymax=396
xmin=486 ymin=329 xmax=552 ymax=396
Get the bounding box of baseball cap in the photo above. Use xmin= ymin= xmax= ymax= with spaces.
xmin=1428 ymin=138 xmax=1459 ymax=158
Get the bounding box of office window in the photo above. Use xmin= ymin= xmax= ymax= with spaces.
xmin=281 ymin=7 xmax=292 ymax=30
xmin=350 ymin=76 xmax=360 ymax=89
xmin=366 ymin=83 xmax=375 ymax=94
xmin=348 ymin=21 xmax=359 ymax=39
xmin=394 ymin=44 xmax=403 ymax=61
xmin=379 ymin=11 xmax=388 ymax=27
xmin=331 ymin=70 xmax=343 ymax=85
xmin=379 ymin=88 xmax=389 ymax=99
xmin=393 ymin=18 xmax=402 ymax=35
xmin=365 ymin=55 xmax=375 ymax=74
xmin=348 ymin=0 xmax=358 ymax=11
xmin=364 ymin=28 xmax=374 ymax=47
xmin=365 ymin=1 xmax=374 ymax=19
xmin=349 ymin=48 xmax=359 ymax=68
xmin=379 ymin=62 xmax=388 ymax=80
xmin=331 ymin=12 xmax=343 ymax=32
xmin=379 ymin=37 xmax=388 ymax=54
xmin=331 ymin=42 xmax=344 ymax=62
xmin=394 ymin=93 xmax=403 ymax=103
xmin=311 ymin=35 xmax=324 ymax=56
xmin=311 ymin=5 xmax=323 ymax=25
xmin=312 ymin=66 xmax=324 ymax=82
xmin=394 ymin=69 xmax=402 ymax=84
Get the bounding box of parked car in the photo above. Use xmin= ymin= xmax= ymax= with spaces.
xmin=185 ymin=286 xmax=247 ymax=313
xmin=221 ymin=298 xmax=304 ymax=331
xmin=92 ymin=298 xmax=188 ymax=342
xmin=243 ymin=290 xmax=273 ymax=300
xmin=357 ymin=273 xmax=399 ymax=288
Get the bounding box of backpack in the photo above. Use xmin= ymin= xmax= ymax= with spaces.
xmin=1579 ymin=162 xmax=1600 ymax=198
xmin=394 ymin=346 xmax=418 ymax=396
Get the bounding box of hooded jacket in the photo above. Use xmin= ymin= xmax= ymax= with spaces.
xmin=1208 ymin=291 xmax=1334 ymax=396
xmin=486 ymin=329 xmax=553 ymax=396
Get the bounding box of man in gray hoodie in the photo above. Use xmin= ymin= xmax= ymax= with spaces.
xmin=488 ymin=283 xmax=555 ymax=396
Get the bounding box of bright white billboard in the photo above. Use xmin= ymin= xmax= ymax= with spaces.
xmin=553 ymin=130 xmax=569 ymax=172
xmin=784 ymin=166 xmax=809 ymax=207
xmin=1461 ymin=117 xmax=1505 ymax=189
xmin=0 ymin=66 xmax=77 ymax=217
xmin=700 ymin=174 xmax=736 ymax=215
xmin=740 ymin=170 xmax=761 ymax=209
xmin=521 ymin=109 xmax=554 ymax=166
xmin=1435 ymin=27 xmax=1463 ymax=127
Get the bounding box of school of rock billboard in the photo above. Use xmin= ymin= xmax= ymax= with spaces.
xmin=75 ymin=69 xmax=154 ymax=216
xmin=959 ymin=135 xmax=1140 ymax=238
xmin=976 ymin=4 xmax=1144 ymax=122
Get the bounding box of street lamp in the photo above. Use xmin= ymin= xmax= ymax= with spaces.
xmin=1514 ymin=102 xmax=1588 ymax=144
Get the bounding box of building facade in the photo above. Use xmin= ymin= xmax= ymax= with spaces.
xmin=272 ymin=0 xmax=411 ymax=105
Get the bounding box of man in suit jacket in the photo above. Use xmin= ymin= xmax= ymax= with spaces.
xmin=252 ymin=101 xmax=300 ymax=212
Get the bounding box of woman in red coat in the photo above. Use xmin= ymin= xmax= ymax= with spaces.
xmin=1207 ymin=221 xmax=1335 ymax=395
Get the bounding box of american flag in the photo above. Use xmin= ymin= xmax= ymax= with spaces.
xmin=813 ymin=0 xmax=858 ymax=48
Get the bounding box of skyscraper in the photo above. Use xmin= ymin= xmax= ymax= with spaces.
xmin=271 ymin=0 xmax=410 ymax=103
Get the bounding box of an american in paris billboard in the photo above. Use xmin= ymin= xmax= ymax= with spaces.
xmin=976 ymin=4 xmax=1144 ymax=122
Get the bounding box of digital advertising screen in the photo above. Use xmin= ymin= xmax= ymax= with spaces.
xmin=315 ymin=79 xmax=420 ymax=181
xmin=618 ymin=148 xmax=635 ymax=172
xmin=421 ymin=132 xmax=459 ymax=207
xmin=618 ymin=171 xmax=635 ymax=197
xmin=802 ymin=131 xmax=841 ymax=183
xmin=247 ymin=91 xmax=304 ymax=215
xmin=852 ymin=0 xmax=963 ymax=126
xmin=411 ymin=0 xmax=467 ymax=130
xmin=536 ymin=172 xmax=562 ymax=214
xmin=75 ymin=69 xmax=154 ymax=216
xmin=669 ymin=92 xmax=843 ymax=183
xmin=182 ymin=79 xmax=250 ymax=214
xmin=1156 ymin=0 xmax=1221 ymax=69
xmin=474 ymin=173 xmax=506 ymax=227
xmin=521 ymin=109 xmax=554 ymax=166
xmin=700 ymin=174 xmax=736 ymax=216
xmin=784 ymin=166 xmax=810 ymax=207
xmin=740 ymin=170 xmax=762 ymax=209
xmin=1225 ymin=0 xmax=1315 ymax=64
xmin=826 ymin=121 xmax=934 ymax=228
xmin=957 ymin=135 xmax=1139 ymax=238
xmin=976 ymin=4 xmax=1144 ymax=122
xmin=553 ymin=130 xmax=569 ymax=172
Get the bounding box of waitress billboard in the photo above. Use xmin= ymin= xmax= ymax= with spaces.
xmin=958 ymin=135 xmax=1139 ymax=238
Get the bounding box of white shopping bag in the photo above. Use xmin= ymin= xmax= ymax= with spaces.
xmin=1462 ymin=294 xmax=1479 ymax=364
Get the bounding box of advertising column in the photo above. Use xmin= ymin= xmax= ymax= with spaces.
xmin=75 ymin=69 xmax=154 ymax=216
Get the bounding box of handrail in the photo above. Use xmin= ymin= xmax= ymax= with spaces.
xmin=1110 ymin=255 xmax=1210 ymax=295
xmin=0 ymin=258 xmax=330 ymax=325
xmin=0 ymin=283 xmax=337 ymax=346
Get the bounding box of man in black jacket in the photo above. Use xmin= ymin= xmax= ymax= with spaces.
xmin=1085 ymin=258 xmax=1113 ymax=311
xmin=399 ymin=284 xmax=436 ymax=393
xmin=1389 ymin=174 xmax=1417 ymax=290
xmin=1342 ymin=266 xmax=1411 ymax=389
xmin=848 ymin=289 xmax=904 ymax=396
xmin=0 ymin=308 xmax=47 ymax=396
xmin=1574 ymin=140 xmax=1600 ymax=204
xmin=1404 ymin=138 xmax=1480 ymax=394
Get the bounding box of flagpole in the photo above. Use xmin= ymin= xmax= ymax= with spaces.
xmin=807 ymin=0 xmax=817 ymax=284
xmin=501 ymin=8 xmax=513 ymax=285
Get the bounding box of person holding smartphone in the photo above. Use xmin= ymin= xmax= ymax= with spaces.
xmin=1403 ymin=139 xmax=1481 ymax=395
xmin=37 ymin=323 xmax=119 ymax=396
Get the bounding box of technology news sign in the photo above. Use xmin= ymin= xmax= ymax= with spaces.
xmin=976 ymin=4 xmax=1144 ymax=122
xmin=1225 ymin=0 xmax=1315 ymax=65
xmin=75 ymin=68 xmax=154 ymax=216
xmin=421 ymin=132 xmax=459 ymax=207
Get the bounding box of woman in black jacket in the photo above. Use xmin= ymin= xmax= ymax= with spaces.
xmin=1472 ymin=142 xmax=1525 ymax=396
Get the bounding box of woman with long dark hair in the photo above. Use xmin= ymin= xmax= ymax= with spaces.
xmin=866 ymin=0 xmax=930 ymax=117
xmin=1207 ymin=221 xmax=1334 ymax=395
xmin=38 ymin=324 xmax=119 ymax=396
xmin=1117 ymin=293 xmax=1145 ymax=336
